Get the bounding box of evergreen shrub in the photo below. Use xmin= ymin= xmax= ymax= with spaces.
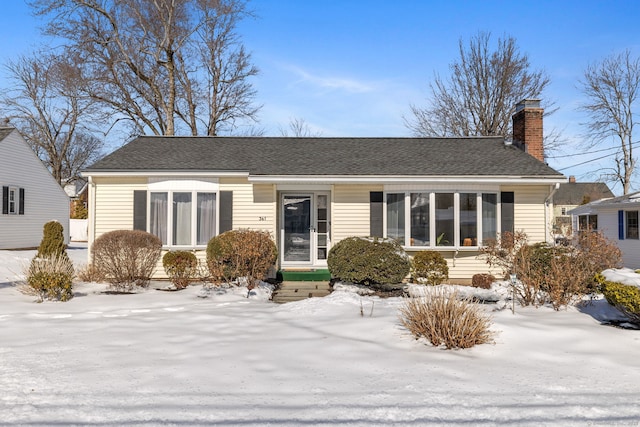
xmin=412 ymin=250 xmax=449 ymax=285
xmin=163 ymin=250 xmax=198 ymax=289
xmin=37 ymin=220 xmax=67 ymax=260
xmin=327 ymin=237 xmax=410 ymax=286
xmin=601 ymin=279 xmax=640 ymax=324
xmin=26 ymin=254 xmax=74 ymax=302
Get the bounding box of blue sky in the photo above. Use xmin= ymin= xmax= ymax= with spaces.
xmin=1 ymin=1 xmax=640 ymax=193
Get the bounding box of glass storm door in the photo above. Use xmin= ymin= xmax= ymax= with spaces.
xmin=282 ymin=193 xmax=330 ymax=265
xmin=283 ymin=195 xmax=312 ymax=263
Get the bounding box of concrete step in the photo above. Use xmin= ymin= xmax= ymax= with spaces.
xmin=272 ymin=281 xmax=331 ymax=303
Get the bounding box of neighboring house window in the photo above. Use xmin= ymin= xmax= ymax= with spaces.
xmin=626 ymin=211 xmax=639 ymax=239
xmin=578 ymin=214 xmax=598 ymax=231
xmin=149 ymin=191 xmax=217 ymax=247
xmin=2 ymin=186 xmax=25 ymax=215
xmin=386 ymin=191 xmax=498 ymax=247
xmin=561 ymin=207 xmax=567 ymax=215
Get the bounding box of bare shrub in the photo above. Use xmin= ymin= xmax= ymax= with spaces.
xmin=471 ymin=273 xmax=495 ymax=289
xmin=481 ymin=230 xmax=622 ymax=309
xmin=399 ymin=289 xmax=494 ymax=349
xmin=479 ymin=231 xmax=528 ymax=279
xmin=25 ymin=254 xmax=75 ymax=302
xmin=92 ymin=230 xmax=162 ymax=291
xmin=206 ymin=229 xmax=277 ymax=289
xmin=76 ymin=263 xmax=106 ymax=283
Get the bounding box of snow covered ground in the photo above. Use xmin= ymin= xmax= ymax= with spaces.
xmin=1 ymin=245 xmax=640 ymax=426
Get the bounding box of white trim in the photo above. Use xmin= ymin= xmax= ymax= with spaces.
xmin=82 ymin=170 xmax=248 ymax=178
xmin=148 ymin=177 xmax=219 ymax=191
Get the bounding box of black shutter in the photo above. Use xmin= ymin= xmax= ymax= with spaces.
xmin=18 ymin=188 xmax=24 ymax=215
xmin=219 ymin=191 xmax=233 ymax=233
xmin=619 ymin=210 xmax=625 ymax=240
xmin=133 ymin=190 xmax=147 ymax=230
xmin=2 ymin=186 xmax=7 ymax=215
xmin=370 ymin=191 xmax=383 ymax=237
xmin=501 ymin=191 xmax=515 ymax=234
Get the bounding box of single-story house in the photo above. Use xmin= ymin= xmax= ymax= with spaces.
xmin=82 ymin=99 xmax=566 ymax=282
xmin=552 ymin=176 xmax=613 ymax=237
xmin=0 ymin=127 xmax=70 ymax=249
xmin=569 ymin=191 xmax=640 ymax=268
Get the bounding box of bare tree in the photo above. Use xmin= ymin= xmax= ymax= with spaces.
xmin=278 ymin=117 xmax=322 ymax=137
xmin=406 ymin=32 xmax=552 ymax=139
xmin=580 ymin=49 xmax=640 ymax=195
xmin=2 ymin=53 xmax=103 ymax=186
xmin=31 ymin=0 xmax=260 ymax=136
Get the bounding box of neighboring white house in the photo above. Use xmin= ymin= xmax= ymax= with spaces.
xmin=0 ymin=128 xmax=69 ymax=249
xmin=570 ymin=192 xmax=640 ymax=268
xmin=83 ymin=100 xmax=566 ymax=282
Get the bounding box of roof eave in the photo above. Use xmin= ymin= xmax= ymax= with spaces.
xmin=248 ymin=175 xmax=567 ymax=185
xmin=82 ymin=170 xmax=250 ymax=178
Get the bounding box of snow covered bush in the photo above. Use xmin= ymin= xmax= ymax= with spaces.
xmin=91 ymin=230 xmax=162 ymax=291
xmin=471 ymin=273 xmax=495 ymax=289
xmin=399 ymin=289 xmax=493 ymax=349
xmin=25 ymin=254 xmax=75 ymax=302
xmin=37 ymin=220 xmax=68 ymax=260
xmin=411 ymin=250 xmax=449 ymax=285
xmin=327 ymin=237 xmax=410 ymax=286
xmin=163 ymin=250 xmax=197 ymax=289
xmin=206 ymin=229 xmax=277 ymax=288
xmin=600 ymin=279 xmax=640 ymax=324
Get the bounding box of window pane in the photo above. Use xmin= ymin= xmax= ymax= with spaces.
xmin=386 ymin=193 xmax=405 ymax=243
xmin=482 ymin=193 xmax=497 ymax=242
xmin=578 ymin=215 xmax=588 ymax=231
xmin=150 ymin=193 xmax=168 ymax=245
xmin=435 ymin=193 xmax=454 ymax=246
xmin=410 ymin=193 xmax=429 ymax=246
xmin=460 ymin=193 xmax=477 ymax=246
xmin=589 ymin=215 xmax=598 ymax=231
xmin=173 ymin=192 xmax=192 ymax=245
xmin=626 ymin=211 xmax=639 ymax=239
xmin=197 ymin=193 xmax=216 ymax=245
xmin=8 ymin=189 xmax=15 ymax=214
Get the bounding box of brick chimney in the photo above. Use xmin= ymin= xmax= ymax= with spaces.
xmin=512 ymin=99 xmax=544 ymax=162
xmin=569 ymin=175 xmax=576 ymax=183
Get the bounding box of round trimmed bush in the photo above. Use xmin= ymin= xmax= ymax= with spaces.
xmin=92 ymin=229 xmax=162 ymax=291
xmin=206 ymin=229 xmax=277 ymax=286
xmin=471 ymin=273 xmax=495 ymax=289
xmin=327 ymin=237 xmax=410 ymax=286
xmin=26 ymin=254 xmax=75 ymax=302
xmin=163 ymin=250 xmax=198 ymax=289
xmin=412 ymin=250 xmax=449 ymax=285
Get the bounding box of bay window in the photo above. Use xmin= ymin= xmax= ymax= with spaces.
xmin=149 ymin=191 xmax=216 ymax=247
xmin=385 ymin=191 xmax=499 ymax=248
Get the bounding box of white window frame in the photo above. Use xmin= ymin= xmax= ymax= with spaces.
xmin=147 ymin=178 xmax=219 ymax=248
xmin=383 ymin=190 xmax=501 ymax=249
xmin=8 ymin=187 xmax=18 ymax=215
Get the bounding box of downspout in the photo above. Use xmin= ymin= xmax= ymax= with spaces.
xmin=88 ymin=176 xmax=96 ymax=264
xmin=544 ymin=183 xmax=560 ymax=244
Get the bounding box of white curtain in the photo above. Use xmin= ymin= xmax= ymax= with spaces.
xmin=173 ymin=192 xmax=192 ymax=245
xmin=150 ymin=192 xmax=168 ymax=244
xmin=197 ymin=193 xmax=216 ymax=245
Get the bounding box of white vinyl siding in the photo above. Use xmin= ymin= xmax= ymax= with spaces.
xmin=93 ymin=177 xmax=147 ymax=239
xmin=509 ymin=185 xmax=549 ymax=243
xmin=220 ymin=179 xmax=276 ymax=235
xmin=332 ymin=185 xmax=382 ymax=243
xmin=0 ymin=130 xmax=69 ymax=249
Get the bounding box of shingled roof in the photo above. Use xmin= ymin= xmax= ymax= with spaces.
xmin=85 ymin=136 xmax=564 ymax=177
xmin=554 ymin=182 xmax=614 ymax=205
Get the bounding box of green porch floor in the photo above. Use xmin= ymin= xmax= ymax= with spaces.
xmin=277 ymin=269 xmax=331 ymax=282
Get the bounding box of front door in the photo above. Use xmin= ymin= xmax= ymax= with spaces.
xmin=281 ymin=193 xmax=329 ymax=266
